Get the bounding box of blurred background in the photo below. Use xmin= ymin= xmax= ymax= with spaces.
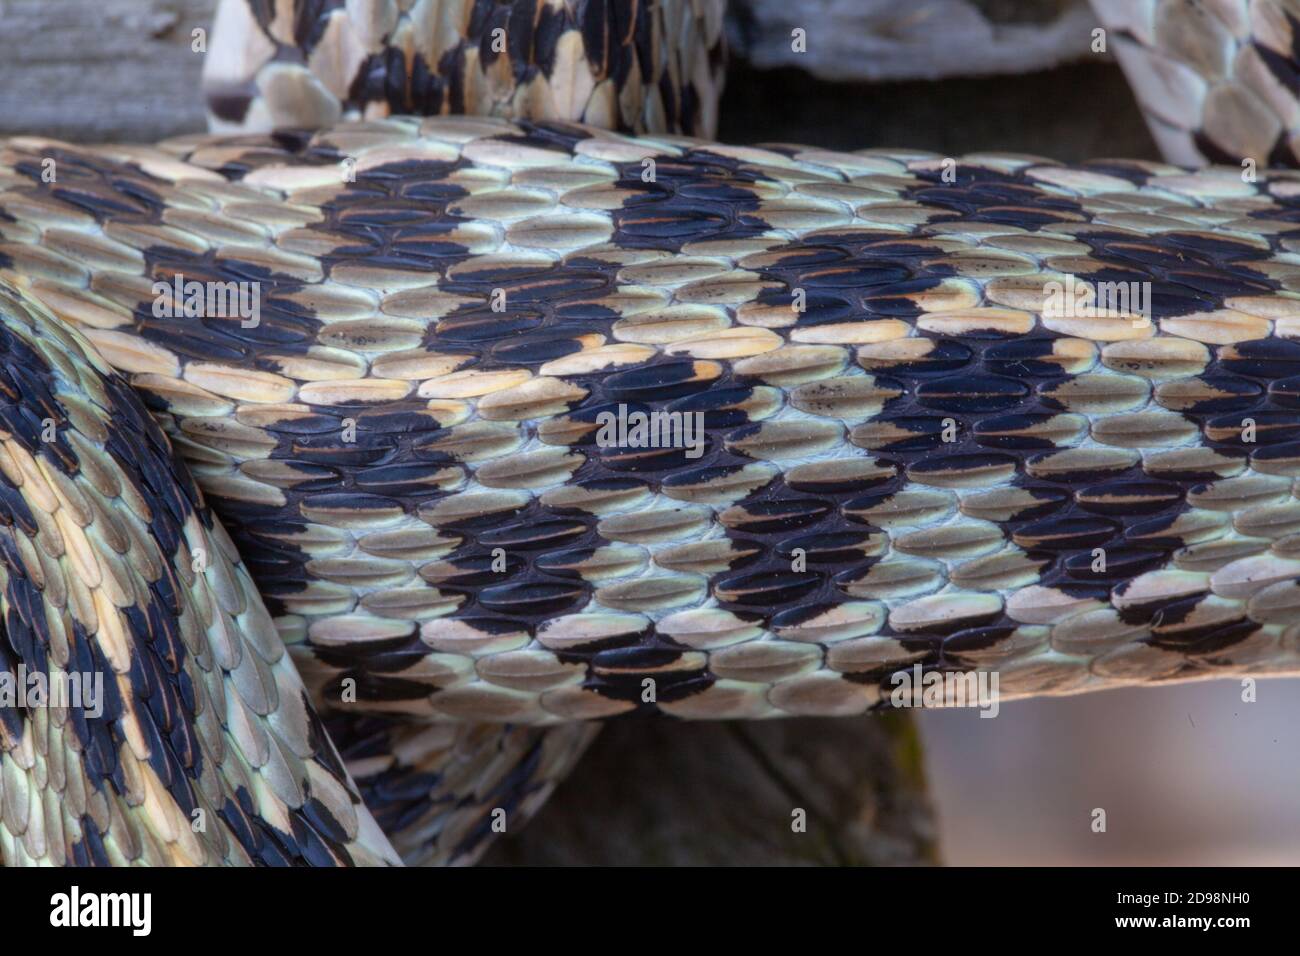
xmin=922 ymin=682 xmax=1300 ymax=865
xmin=2 ymin=0 xmax=1297 ymax=864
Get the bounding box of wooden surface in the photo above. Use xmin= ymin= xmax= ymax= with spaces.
xmin=731 ymin=0 xmax=1098 ymax=81
xmin=485 ymin=713 xmax=937 ymax=866
xmin=0 ymin=0 xmax=212 ymax=142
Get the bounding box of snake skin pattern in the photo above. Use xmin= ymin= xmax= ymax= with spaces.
xmin=203 ymin=0 xmax=727 ymax=138
xmin=195 ymin=0 xmax=724 ymax=862
xmin=1094 ymin=0 xmax=1300 ymax=168
xmin=0 ymin=282 xmax=399 ymax=866
xmin=7 ymin=0 xmax=1300 ymax=867
xmin=4 ymin=120 xmax=1300 ymax=730
xmin=198 ymin=0 xmax=718 ymax=863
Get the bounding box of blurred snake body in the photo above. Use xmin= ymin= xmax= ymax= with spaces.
xmin=5 ymin=0 xmax=1300 ymax=865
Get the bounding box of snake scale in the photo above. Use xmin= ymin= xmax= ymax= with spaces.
xmin=3 ymin=0 xmax=1300 ymax=866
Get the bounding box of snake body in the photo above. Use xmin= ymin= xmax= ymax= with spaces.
xmin=1093 ymin=0 xmax=1300 ymax=168
xmin=7 ymin=122 xmax=1300 ymax=724
xmin=0 ymin=284 xmax=399 ymax=865
xmin=4 ymin=0 xmax=1300 ymax=866
xmin=203 ymin=0 xmax=726 ymax=137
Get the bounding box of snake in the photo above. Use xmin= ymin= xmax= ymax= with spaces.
xmin=0 ymin=283 xmax=401 ymax=865
xmin=3 ymin=0 xmax=1300 ymax=866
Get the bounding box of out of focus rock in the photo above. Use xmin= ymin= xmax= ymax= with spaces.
xmin=729 ymin=0 xmax=1100 ymax=81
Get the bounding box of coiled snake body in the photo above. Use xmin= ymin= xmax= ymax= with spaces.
xmin=0 ymin=284 xmax=399 ymax=865
xmin=4 ymin=0 xmax=1300 ymax=865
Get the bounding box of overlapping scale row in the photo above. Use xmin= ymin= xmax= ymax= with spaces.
xmin=4 ymin=116 xmax=1300 ymax=725
xmin=0 ymin=281 xmax=398 ymax=866
xmin=204 ymin=0 xmax=727 ymax=138
xmin=1094 ymin=0 xmax=1300 ymax=168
